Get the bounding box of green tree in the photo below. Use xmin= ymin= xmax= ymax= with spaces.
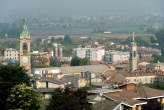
xmin=150 ymin=29 xmax=164 ymax=62
xmin=152 ymin=54 xmax=164 ymax=63
xmin=71 ymin=56 xmax=81 ymax=66
xmin=0 ymin=65 xmax=30 ymax=109
xmin=155 ymin=29 xmax=164 ymax=57
xmin=50 ymin=57 xmax=70 ymax=67
xmin=32 ymin=57 xmax=49 ymax=68
xmin=50 ymin=57 xmax=62 ymax=67
xmin=71 ymin=56 xmax=89 ymax=66
xmin=46 ymin=87 xmax=91 ymax=110
xmin=122 ymin=36 xmax=153 ymax=46
xmin=80 ymin=57 xmax=89 ymax=65
xmin=6 ymin=84 xmax=42 ymax=110
xmin=40 ymin=58 xmax=48 ymax=65
xmin=64 ymin=34 xmax=72 ymax=44
xmin=151 ymin=82 xmax=164 ymax=90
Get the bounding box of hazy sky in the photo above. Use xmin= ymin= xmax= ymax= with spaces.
xmin=0 ymin=0 xmax=164 ymax=17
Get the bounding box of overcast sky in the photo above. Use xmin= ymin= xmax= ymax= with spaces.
xmin=0 ymin=0 xmax=164 ymax=17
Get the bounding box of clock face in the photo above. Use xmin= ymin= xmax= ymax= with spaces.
xmin=22 ymin=57 xmax=28 ymax=63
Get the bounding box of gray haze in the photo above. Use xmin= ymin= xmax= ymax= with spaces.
xmin=0 ymin=0 xmax=164 ymax=17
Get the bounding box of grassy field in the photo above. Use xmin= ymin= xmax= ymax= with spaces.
xmin=71 ymin=33 xmax=155 ymax=42
xmin=108 ymin=26 xmax=146 ymax=33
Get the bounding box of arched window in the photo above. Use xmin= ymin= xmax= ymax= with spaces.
xmin=23 ymin=43 xmax=28 ymax=54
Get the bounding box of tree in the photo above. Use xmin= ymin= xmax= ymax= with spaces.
xmin=46 ymin=87 xmax=91 ymax=110
xmin=6 ymin=84 xmax=42 ymax=110
xmin=32 ymin=57 xmax=49 ymax=68
xmin=152 ymin=82 xmax=164 ymax=90
xmin=0 ymin=65 xmax=31 ymax=109
xmin=50 ymin=57 xmax=62 ymax=67
xmin=80 ymin=57 xmax=89 ymax=65
xmin=142 ymin=99 xmax=162 ymax=110
xmin=122 ymin=36 xmax=153 ymax=46
xmin=40 ymin=58 xmax=49 ymax=65
xmin=156 ymin=29 xmax=164 ymax=57
xmin=71 ymin=56 xmax=89 ymax=66
xmin=64 ymin=34 xmax=72 ymax=44
xmin=152 ymin=54 xmax=164 ymax=63
xmin=71 ymin=56 xmax=81 ymax=66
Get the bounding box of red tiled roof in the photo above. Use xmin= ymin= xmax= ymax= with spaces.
xmin=61 ymin=64 xmax=70 ymax=67
xmin=137 ymin=86 xmax=164 ymax=99
xmin=89 ymin=61 xmax=102 ymax=65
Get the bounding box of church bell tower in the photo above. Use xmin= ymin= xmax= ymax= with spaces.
xmin=19 ymin=24 xmax=31 ymax=75
xmin=129 ymin=32 xmax=137 ymax=72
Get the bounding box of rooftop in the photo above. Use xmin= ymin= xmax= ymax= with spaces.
xmin=104 ymin=83 xmax=164 ymax=107
xmin=88 ymin=88 xmax=121 ymax=94
xmin=60 ymin=65 xmax=109 ymax=74
xmin=107 ymin=51 xmax=129 ymax=55
xmin=35 ymin=88 xmax=55 ymax=93
xmin=32 ymin=77 xmax=64 ymax=85
xmin=33 ymin=64 xmax=110 ymax=74
xmin=92 ymin=99 xmax=120 ymax=110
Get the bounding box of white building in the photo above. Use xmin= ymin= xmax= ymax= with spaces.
xmin=73 ymin=48 xmax=87 ymax=58
xmin=4 ymin=48 xmax=19 ymax=60
xmin=104 ymin=51 xmax=129 ymax=63
xmin=73 ymin=48 xmax=105 ymax=61
xmin=146 ymin=61 xmax=164 ymax=71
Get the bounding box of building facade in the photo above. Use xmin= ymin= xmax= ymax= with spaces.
xmin=53 ymin=44 xmax=63 ymax=58
xmin=146 ymin=61 xmax=164 ymax=71
xmin=4 ymin=48 xmax=19 ymax=60
xmin=73 ymin=48 xmax=105 ymax=61
xmin=31 ymin=51 xmax=51 ymax=67
xmin=73 ymin=48 xmax=88 ymax=58
xmin=104 ymin=51 xmax=129 ymax=63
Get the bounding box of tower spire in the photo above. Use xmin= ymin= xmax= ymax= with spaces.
xmin=129 ymin=32 xmax=137 ymax=72
xmin=20 ymin=20 xmax=29 ymax=37
xmin=131 ymin=32 xmax=135 ymax=42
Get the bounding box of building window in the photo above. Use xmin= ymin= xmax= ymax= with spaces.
xmin=130 ymin=53 xmax=132 ymax=58
xmin=151 ymin=78 xmax=153 ymax=83
xmin=46 ymin=81 xmax=48 ymax=88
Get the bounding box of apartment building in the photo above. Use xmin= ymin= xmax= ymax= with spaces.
xmin=73 ymin=48 xmax=105 ymax=61
xmin=4 ymin=48 xmax=19 ymax=60
xmin=104 ymin=51 xmax=129 ymax=63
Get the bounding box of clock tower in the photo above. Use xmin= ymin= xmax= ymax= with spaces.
xmin=19 ymin=24 xmax=31 ymax=75
xmin=129 ymin=32 xmax=137 ymax=72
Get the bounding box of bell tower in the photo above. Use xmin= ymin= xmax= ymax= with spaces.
xmin=19 ymin=23 xmax=31 ymax=75
xmin=129 ymin=32 xmax=137 ymax=72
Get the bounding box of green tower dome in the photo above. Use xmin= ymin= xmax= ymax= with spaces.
xmin=20 ymin=24 xmax=29 ymax=37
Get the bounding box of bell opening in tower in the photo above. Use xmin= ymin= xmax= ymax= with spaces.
xmin=23 ymin=43 xmax=28 ymax=55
